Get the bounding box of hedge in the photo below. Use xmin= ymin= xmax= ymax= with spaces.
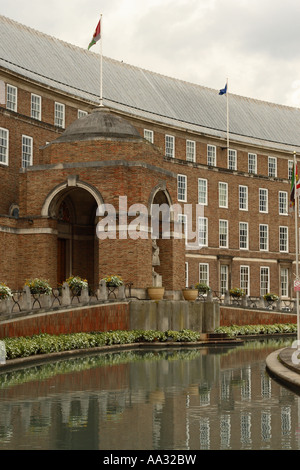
xmin=0 ymin=324 xmax=297 ymax=361
xmin=2 ymin=329 xmax=202 ymax=360
xmin=215 ymin=323 xmax=297 ymax=337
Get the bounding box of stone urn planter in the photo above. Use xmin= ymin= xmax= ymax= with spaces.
xmin=182 ymin=288 xmax=198 ymax=301
xmin=147 ymin=287 xmax=165 ymax=300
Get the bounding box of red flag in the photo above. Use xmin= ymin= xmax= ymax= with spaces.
xmin=88 ymin=20 xmax=101 ymax=50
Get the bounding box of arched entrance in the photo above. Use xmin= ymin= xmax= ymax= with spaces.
xmin=149 ymin=186 xmax=185 ymax=291
xmin=42 ymin=182 xmax=101 ymax=287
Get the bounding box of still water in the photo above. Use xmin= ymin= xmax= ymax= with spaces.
xmin=0 ymin=337 xmax=299 ymax=450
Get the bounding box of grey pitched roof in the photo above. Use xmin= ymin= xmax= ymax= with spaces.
xmin=0 ymin=14 xmax=299 ymax=153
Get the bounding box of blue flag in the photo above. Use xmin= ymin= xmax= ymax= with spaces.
xmin=219 ymin=83 xmax=227 ymax=95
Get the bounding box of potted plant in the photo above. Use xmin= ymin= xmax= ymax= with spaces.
xmin=229 ymin=287 xmax=245 ymax=298
xmin=66 ymin=275 xmax=88 ymax=295
xmin=102 ymin=275 xmax=123 ymax=287
xmin=264 ymin=293 xmax=279 ymax=302
xmin=0 ymin=282 xmax=12 ymax=300
xmin=24 ymin=278 xmax=52 ymax=295
xmin=147 ymin=286 xmax=165 ymax=300
xmin=182 ymin=285 xmax=198 ymax=301
xmin=195 ymin=282 xmax=210 ymax=294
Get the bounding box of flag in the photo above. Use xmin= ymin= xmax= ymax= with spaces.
xmin=289 ymin=162 xmax=300 ymax=211
xmin=88 ymin=19 xmax=101 ymax=50
xmin=219 ymin=83 xmax=227 ymax=95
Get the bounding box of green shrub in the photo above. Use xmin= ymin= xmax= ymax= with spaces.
xmin=1 ymin=324 xmax=297 ymax=361
xmin=215 ymin=323 xmax=297 ymax=337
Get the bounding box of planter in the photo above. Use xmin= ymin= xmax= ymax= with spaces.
xmin=182 ymin=289 xmax=198 ymax=301
xmin=147 ymin=287 xmax=165 ymax=300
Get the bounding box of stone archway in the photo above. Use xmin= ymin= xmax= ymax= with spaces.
xmin=42 ymin=181 xmax=102 ymax=287
xmin=149 ymin=186 xmax=185 ymax=292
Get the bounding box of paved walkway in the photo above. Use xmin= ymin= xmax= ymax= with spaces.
xmin=266 ymin=346 xmax=300 ymax=391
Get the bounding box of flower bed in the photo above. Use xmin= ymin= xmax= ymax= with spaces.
xmin=1 ymin=324 xmax=297 ymax=361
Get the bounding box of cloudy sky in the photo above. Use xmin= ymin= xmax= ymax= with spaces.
xmin=2 ymin=0 xmax=300 ymax=108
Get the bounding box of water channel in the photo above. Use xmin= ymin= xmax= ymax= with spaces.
xmin=0 ymin=337 xmax=299 ymax=451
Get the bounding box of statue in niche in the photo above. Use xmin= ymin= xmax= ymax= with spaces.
xmin=152 ymin=239 xmax=160 ymax=266
xmin=152 ymin=239 xmax=162 ymax=287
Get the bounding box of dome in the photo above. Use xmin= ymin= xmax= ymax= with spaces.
xmin=54 ymin=107 xmax=142 ymax=143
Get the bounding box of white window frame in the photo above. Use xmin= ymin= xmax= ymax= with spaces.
xmin=239 ymin=185 xmax=248 ymax=211
xmin=186 ymin=140 xmax=195 ymax=162
xmin=78 ymin=109 xmax=88 ymax=119
xmin=54 ymin=102 xmax=65 ymax=128
xmin=260 ymin=267 xmax=270 ymax=296
xmin=22 ymin=135 xmax=33 ymax=168
xmin=207 ymin=144 xmax=216 ymax=167
xmin=6 ymin=84 xmax=17 ymax=112
xmin=178 ymin=214 xmax=187 ymax=244
xmin=268 ymin=156 xmax=277 ymax=177
xmin=279 ymin=191 xmax=288 ymax=215
xmin=144 ymin=129 xmax=154 ymax=143
xmin=219 ymin=219 xmax=228 ymax=248
xmin=240 ymin=266 xmax=250 ymax=296
xmin=198 ymin=178 xmax=208 ymax=205
xmin=228 ymin=149 xmax=237 ymax=170
xmin=0 ymin=127 xmax=9 ymax=165
xmin=177 ymin=174 xmax=187 ymax=202
xmin=198 ymin=217 xmax=208 ymax=247
xmin=239 ymin=222 xmax=248 ymax=250
xmin=279 ymin=226 xmax=288 ymax=253
xmin=185 ymin=262 xmax=189 ymax=288
xmin=219 ymin=182 xmax=228 ymax=208
xmin=259 ymin=188 xmax=268 ymax=213
xmin=199 ymin=263 xmax=209 ymax=286
xmin=220 ymin=265 xmax=228 ymax=294
xmin=165 ymin=135 xmax=175 ymax=158
xmin=31 ymin=93 xmax=41 ymax=120
xmin=288 ymin=160 xmax=294 ymax=180
xmin=280 ymin=267 xmax=289 ymax=298
xmin=259 ymin=224 xmax=269 ymax=251
xmin=248 ymin=153 xmax=257 ymax=174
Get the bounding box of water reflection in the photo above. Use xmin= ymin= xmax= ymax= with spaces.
xmin=0 ymin=338 xmax=299 ymax=450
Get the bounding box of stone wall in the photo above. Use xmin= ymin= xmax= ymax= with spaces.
xmin=129 ymin=300 xmax=219 ymax=333
xmin=0 ymin=300 xmax=220 ymax=339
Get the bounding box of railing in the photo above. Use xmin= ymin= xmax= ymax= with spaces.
xmin=0 ymin=281 xmax=137 ymax=318
xmin=1 ymin=285 xmax=297 ymax=319
xmin=209 ymin=290 xmax=296 ymax=313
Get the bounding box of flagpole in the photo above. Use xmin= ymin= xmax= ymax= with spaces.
xmin=294 ymin=151 xmax=300 ymax=346
xmin=100 ymin=14 xmax=103 ymax=107
xmin=226 ymin=78 xmax=229 ymax=155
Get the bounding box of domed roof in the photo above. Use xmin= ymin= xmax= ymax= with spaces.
xmin=54 ymin=107 xmax=142 ymax=143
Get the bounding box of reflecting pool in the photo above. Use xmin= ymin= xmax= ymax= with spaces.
xmin=0 ymin=338 xmax=299 ymax=450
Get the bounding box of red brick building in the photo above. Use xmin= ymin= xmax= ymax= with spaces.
xmin=0 ymin=15 xmax=300 ymax=298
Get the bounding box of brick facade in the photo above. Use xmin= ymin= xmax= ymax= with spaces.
xmin=0 ymin=19 xmax=298 ymax=301
xmin=0 ymin=303 xmax=130 ymax=338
